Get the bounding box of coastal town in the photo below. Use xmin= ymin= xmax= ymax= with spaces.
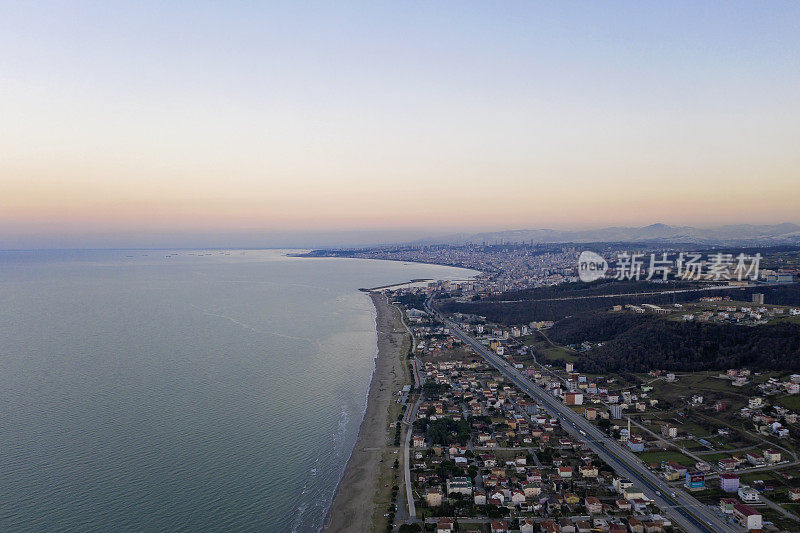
xmin=327 ymin=243 xmax=800 ymax=533
xmin=7 ymin=3 xmax=800 ymax=531
xmin=311 ymin=243 xmax=800 ymax=295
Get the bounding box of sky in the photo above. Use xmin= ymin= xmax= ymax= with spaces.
xmin=2 ymin=1 xmax=799 ymax=248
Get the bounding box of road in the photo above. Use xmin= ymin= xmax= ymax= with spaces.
xmin=760 ymin=492 xmax=800 ymax=522
xmin=625 ymin=416 xmax=708 ymax=466
xmin=487 ymin=282 xmax=759 ymax=304
xmin=426 ymin=299 xmax=738 ymax=533
xmin=397 ymin=302 xmax=420 ymax=520
xmin=403 ymin=396 xmax=420 ymax=519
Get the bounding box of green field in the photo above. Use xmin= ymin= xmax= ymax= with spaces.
xmin=740 ymin=470 xmax=792 ymax=488
xmin=519 ymin=332 xmax=578 ymax=363
xmin=637 ymin=450 xmax=696 ymax=466
xmin=677 ymin=420 xmax=712 ymax=438
xmin=770 ymin=315 xmax=800 ymax=325
xmin=683 ymin=439 xmax=709 ymax=450
xmin=778 ymin=395 xmax=800 ymax=410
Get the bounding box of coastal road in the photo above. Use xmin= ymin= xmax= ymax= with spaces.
xmin=425 ymin=300 xmax=737 ymax=533
xmin=393 ymin=296 xmax=420 ymax=520
xmin=404 ymin=396 xmax=420 ymax=519
xmin=403 ymin=358 xmax=425 ymax=519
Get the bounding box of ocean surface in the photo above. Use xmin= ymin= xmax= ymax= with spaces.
xmin=0 ymin=249 xmax=475 ymax=532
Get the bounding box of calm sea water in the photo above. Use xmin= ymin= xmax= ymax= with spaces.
xmin=0 ymin=249 xmax=474 ymax=532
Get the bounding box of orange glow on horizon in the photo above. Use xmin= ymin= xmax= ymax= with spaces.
xmin=2 ymin=3 xmax=799 ymax=246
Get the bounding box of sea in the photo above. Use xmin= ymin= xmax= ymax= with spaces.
xmin=0 ymin=249 xmax=475 ymax=532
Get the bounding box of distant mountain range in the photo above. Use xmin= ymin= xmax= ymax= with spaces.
xmin=414 ymin=223 xmax=800 ymax=246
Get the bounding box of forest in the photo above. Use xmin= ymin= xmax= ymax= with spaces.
xmin=547 ymin=311 xmax=800 ymax=373
xmin=441 ymin=282 xmax=800 ymax=324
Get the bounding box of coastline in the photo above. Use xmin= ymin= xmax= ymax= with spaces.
xmin=295 ymin=250 xmax=482 ymax=276
xmin=323 ymin=292 xmax=410 ymax=532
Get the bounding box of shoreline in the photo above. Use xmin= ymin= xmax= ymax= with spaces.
xmin=323 ymin=292 xmax=409 ymax=532
xmin=293 ymin=251 xmax=483 ymax=278
xmin=358 ymin=278 xmax=433 ymax=292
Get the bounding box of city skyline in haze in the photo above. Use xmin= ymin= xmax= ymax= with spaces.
xmin=4 ymin=222 xmax=800 ymax=251
xmin=2 ymin=2 xmax=799 ymax=249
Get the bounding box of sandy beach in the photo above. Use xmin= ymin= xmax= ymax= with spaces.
xmin=324 ymin=292 xmax=408 ymax=533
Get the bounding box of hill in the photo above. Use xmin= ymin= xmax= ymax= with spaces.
xmin=548 ymin=312 xmax=800 ymax=373
xmin=440 ymin=282 xmax=800 ymax=324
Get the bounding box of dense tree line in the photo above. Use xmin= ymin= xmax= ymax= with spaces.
xmin=391 ymin=292 xmax=428 ymax=308
xmin=548 ymin=311 xmax=800 ymax=373
xmin=441 ymin=292 xmax=696 ymax=323
xmin=441 ymin=283 xmax=800 ymax=324
xmin=713 ymin=283 xmax=800 ymax=306
xmin=547 ymin=312 xmax=655 ymax=345
xmin=422 ymin=382 xmax=451 ymax=398
xmin=426 ymin=418 xmax=471 ymax=446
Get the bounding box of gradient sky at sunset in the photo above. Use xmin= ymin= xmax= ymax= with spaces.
xmin=2 ymin=2 xmax=799 ymax=248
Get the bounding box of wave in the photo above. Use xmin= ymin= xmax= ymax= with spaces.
xmin=317 ymin=302 xmax=380 ymax=532
xmin=291 ymin=402 xmax=353 ymax=533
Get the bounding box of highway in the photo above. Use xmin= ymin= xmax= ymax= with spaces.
xmin=425 ymin=299 xmax=739 ymax=533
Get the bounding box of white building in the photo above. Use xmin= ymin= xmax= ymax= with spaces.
xmin=733 ymin=504 xmax=762 ymax=530
xmin=738 ymin=485 xmax=760 ymax=503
